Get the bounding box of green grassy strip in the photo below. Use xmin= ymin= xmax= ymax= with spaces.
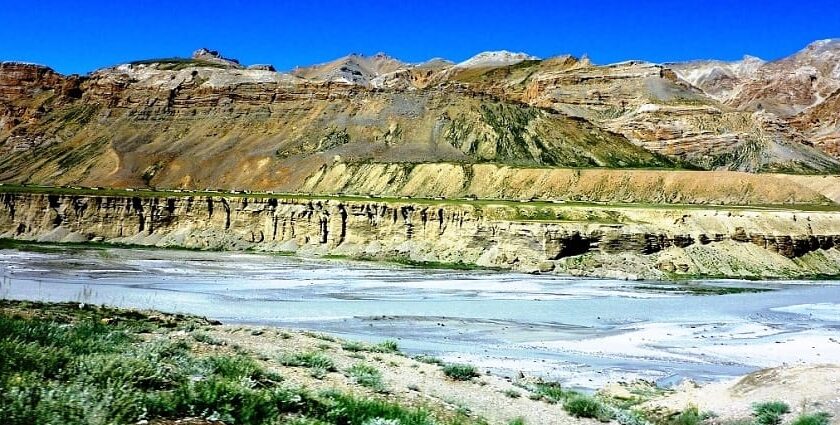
xmin=0 ymin=301 xmax=477 ymax=425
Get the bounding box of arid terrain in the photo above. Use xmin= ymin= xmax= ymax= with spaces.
xmin=2 ymin=5 xmax=839 ymax=424
xmin=2 ymin=42 xmax=840 ymax=191
xmin=2 ymin=41 xmax=840 ymax=279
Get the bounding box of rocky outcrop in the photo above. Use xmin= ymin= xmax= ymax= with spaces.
xmin=672 ymin=39 xmax=840 ymax=161
xmin=3 ymin=192 xmax=840 ymax=280
xmin=0 ymin=62 xmax=82 ymax=132
xmin=191 ymin=48 xmax=242 ymax=68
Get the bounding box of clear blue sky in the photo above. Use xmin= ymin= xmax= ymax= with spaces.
xmin=2 ymin=0 xmax=839 ymax=75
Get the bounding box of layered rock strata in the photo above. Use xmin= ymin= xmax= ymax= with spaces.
xmin=3 ymin=192 xmax=840 ymax=280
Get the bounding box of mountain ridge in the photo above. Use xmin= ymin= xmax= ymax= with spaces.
xmin=2 ymin=40 xmax=840 ymax=199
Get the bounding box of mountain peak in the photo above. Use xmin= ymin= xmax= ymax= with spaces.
xmin=291 ymin=52 xmax=409 ymax=87
xmin=807 ymin=38 xmax=840 ymax=49
xmin=456 ymin=51 xmax=539 ymax=68
xmin=191 ymin=48 xmax=241 ymax=68
xmin=741 ymin=55 xmax=765 ymax=63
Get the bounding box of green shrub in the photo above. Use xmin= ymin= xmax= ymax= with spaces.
xmin=442 ymin=363 xmax=479 ymax=381
xmin=309 ymin=367 xmax=328 ymax=379
xmin=610 ymin=407 xmax=651 ymax=425
xmin=508 ymin=418 xmax=526 ymax=425
xmin=342 ymin=339 xmax=399 ymax=353
xmin=75 ymin=352 xmax=175 ymax=390
xmin=376 ymin=340 xmax=399 ymax=353
xmin=347 ymin=363 xmax=386 ymax=393
xmin=0 ymin=377 xmax=146 ymax=425
xmin=0 ymin=303 xmax=486 ymax=425
xmin=531 ymin=381 xmax=577 ymax=403
xmin=319 ymin=390 xmax=436 ymax=425
xmin=563 ymin=395 xmax=612 ymax=422
xmin=669 ymin=406 xmax=702 ymax=425
xmin=342 ymin=341 xmax=367 ymax=352
xmin=791 ymin=412 xmax=831 ymax=425
xmin=157 ymin=376 xmax=283 ymax=424
xmin=414 ymin=355 xmax=445 ymax=366
xmin=302 ymin=332 xmax=336 ymax=342
xmin=192 ymin=332 xmax=222 ymax=345
xmin=204 ymin=354 xmax=265 ymax=380
xmin=279 ymin=352 xmax=336 ymax=372
xmin=753 ymin=401 xmax=790 ymax=425
xmin=502 ymin=389 xmax=521 ymax=398
xmin=287 ymin=418 xmax=331 ymax=425
xmin=0 ymin=339 xmax=72 ymax=379
xmin=364 ymin=419 xmax=402 ymax=425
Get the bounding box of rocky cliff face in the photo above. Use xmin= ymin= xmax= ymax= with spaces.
xmin=2 ymin=41 xmax=840 ymax=198
xmin=3 ymin=192 xmax=840 ymax=279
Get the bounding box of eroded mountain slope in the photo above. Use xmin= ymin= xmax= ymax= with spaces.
xmin=673 ymin=39 xmax=840 ymax=161
xmin=2 ymin=43 xmax=840 ymax=200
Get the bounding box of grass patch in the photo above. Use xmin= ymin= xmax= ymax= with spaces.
xmin=392 ymin=257 xmax=483 ymax=271
xmin=341 ymin=341 xmax=367 ymax=352
xmin=341 ymin=339 xmax=399 ymax=354
xmin=753 ymin=401 xmax=790 ymax=425
xmin=192 ymin=331 xmax=222 ymax=345
xmin=0 ymin=306 xmax=286 ymax=425
xmin=377 ymin=339 xmax=399 ymax=353
xmin=791 ymin=412 xmax=831 ymax=425
xmin=279 ymin=352 xmax=336 ymax=379
xmin=442 ymin=363 xmax=479 ymax=381
xmin=502 ymin=389 xmax=521 ymax=399
xmin=302 ymin=331 xmax=337 ymax=342
xmin=347 ymin=363 xmax=387 ymax=393
xmin=563 ymin=394 xmax=613 ymax=422
xmin=0 ymin=300 xmax=485 ymax=425
xmin=529 ymin=381 xmax=579 ymax=403
xmin=634 ymin=284 xmax=775 ymax=296
xmin=318 ymin=390 xmax=436 ymax=425
xmin=666 ymin=406 xmax=704 ymax=425
xmin=414 ymin=355 xmax=445 ymax=366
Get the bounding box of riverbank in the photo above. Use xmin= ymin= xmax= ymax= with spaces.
xmin=3 ymin=245 xmax=840 ymax=392
xmin=3 ymin=190 xmax=840 ymax=280
xmin=1 ymin=300 xmax=835 ymax=425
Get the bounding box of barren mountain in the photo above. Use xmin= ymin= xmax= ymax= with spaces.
xmin=673 ymin=39 xmax=840 ymax=160
xmin=2 ymin=41 xmax=840 ymax=196
xmin=455 ymin=50 xmax=540 ymax=68
xmin=291 ymin=52 xmax=409 ymax=88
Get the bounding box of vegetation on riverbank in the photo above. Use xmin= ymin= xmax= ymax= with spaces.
xmin=0 ymin=301 xmax=835 ymax=425
xmin=0 ymin=301 xmax=480 ymax=425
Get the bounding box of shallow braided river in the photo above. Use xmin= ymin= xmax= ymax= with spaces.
xmin=2 ymin=247 xmax=839 ymax=390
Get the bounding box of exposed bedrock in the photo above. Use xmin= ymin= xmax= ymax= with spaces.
xmin=2 ymin=193 xmax=840 ymax=280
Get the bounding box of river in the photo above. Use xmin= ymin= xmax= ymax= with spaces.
xmin=2 ymin=246 xmax=839 ymax=390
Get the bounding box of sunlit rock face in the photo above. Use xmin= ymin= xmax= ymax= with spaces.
xmin=3 ymin=193 xmax=840 ymax=280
